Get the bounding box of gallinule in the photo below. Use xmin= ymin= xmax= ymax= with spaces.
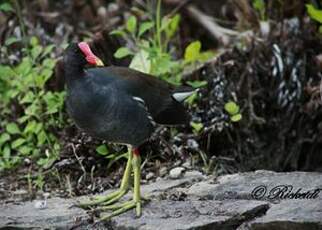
xmin=64 ymin=42 xmax=193 ymax=220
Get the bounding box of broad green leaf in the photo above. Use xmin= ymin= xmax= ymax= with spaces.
xmin=231 ymin=114 xmax=242 ymax=122
xmin=11 ymin=138 xmax=26 ymax=149
xmin=190 ymin=121 xmax=203 ymax=133
xmin=0 ymin=133 xmax=10 ymax=144
xmin=37 ymin=131 xmax=47 ymax=146
xmin=166 ymin=14 xmax=180 ymax=39
xmin=138 ymin=22 xmax=154 ymax=37
xmin=126 ymin=16 xmax=137 ymax=34
xmin=31 ymin=45 xmax=43 ymax=60
xmin=187 ymin=80 xmax=207 ymax=88
xmin=6 ymin=122 xmax=20 ymax=134
xmin=110 ymin=29 xmax=127 ymax=37
xmin=0 ymin=65 xmax=15 ymax=77
xmin=5 ymin=37 xmax=19 ymax=46
xmin=224 ymin=101 xmax=240 ymax=115
xmin=306 ymin=4 xmax=322 ymax=23
xmin=114 ymin=47 xmax=132 ymax=59
xmin=185 ymin=92 xmax=198 ymax=106
xmin=20 ymin=91 xmax=35 ymax=104
xmin=2 ymin=144 xmax=11 ymax=159
xmin=96 ymin=144 xmax=109 ymax=155
xmin=130 ymin=49 xmax=151 ymax=74
xmin=18 ymin=145 xmax=32 ymax=155
xmin=24 ymin=120 xmax=37 ymax=134
xmin=41 ymin=45 xmax=55 ymax=58
xmin=0 ymin=2 xmax=13 ymax=12
xmin=30 ymin=36 xmax=39 ymax=47
xmin=253 ymin=0 xmax=265 ymax=11
xmin=184 ymin=41 xmax=201 ymax=63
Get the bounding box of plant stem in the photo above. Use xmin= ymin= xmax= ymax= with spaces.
xmin=156 ymin=0 xmax=162 ymax=53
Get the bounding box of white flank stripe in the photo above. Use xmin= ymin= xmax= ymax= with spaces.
xmin=132 ymin=96 xmax=145 ymax=104
xmin=172 ymin=91 xmax=194 ymax=102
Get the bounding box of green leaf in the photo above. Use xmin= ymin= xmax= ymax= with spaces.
xmin=231 ymin=114 xmax=242 ymax=122
xmin=96 ymin=144 xmax=109 ymax=155
xmin=190 ymin=121 xmax=203 ymax=133
xmin=20 ymin=91 xmax=35 ymax=104
xmin=138 ymin=22 xmax=154 ymax=37
xmin=306 ymin=4 xmax=322 ymax=23
xmin=0 ymin=133 xmax=10 ymax=144
xmin=2 ymin=144 xmax=11 ymax=159
xmin=18 ymin=145 xmax=32 ymax=155
xmin=31 ymin=45 xmax=43 ymax=60
xmin=0 ymin=65 xmax=15 ymax=77
xmin=253 ymin=0 xmax=264 ymax=11
xmin=5 ymin=37 xmax=19 ymax=46
xmin=126 ymin=16 xmax=137 ymax=34
xmin=224 ymin=101 xmax=240 ymax=115
xmin=6 ymin=122 xmax=20 ymax=134
xmin=114 ymin=47 xmax=132 ymax=59
xmin=184 ymin=41 xmax=201 ymax=63
xmin=41 ymin=45 xmax=55 ymax=58
xmin=0 ymin=2 xmax=13 ymax=12
xmin=11 ymin=138 xmax=26 ymax=149
xmin=187 ymin=80 xmax=207 ymax=88
xmin=129 ymin=49 xmax=151 ymax=74
xmin=166 ymin=14 xmax=180 ymax=39
xmin=30 ymin=36 xmax=39 ymax=47
xmin=37 ymin=131 xmax=47 ymax=146
xmin=110 ymin=29 xmax=127 ymax=37
xmin=23 ymin=120 xmax=37 ymax=134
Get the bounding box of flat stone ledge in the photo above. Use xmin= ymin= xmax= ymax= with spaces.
xmin=1 ymin=170 xmax=321 ymax=229
xmin=111 ymin=200 xmax=269 ymax=230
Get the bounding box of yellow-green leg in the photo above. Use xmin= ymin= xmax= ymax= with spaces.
xmin=100 ymin=151 xmax=142 ymax=220
xmin=78 ymin=147 xmax=133 ymax=208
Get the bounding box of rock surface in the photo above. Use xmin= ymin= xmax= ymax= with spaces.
xmin=0 ymin=170 xmax=321 ymax=229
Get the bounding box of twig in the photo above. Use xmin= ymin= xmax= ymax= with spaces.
xmin=186 ymin=5 xmax=238 ymax=46
xmin=71 ymin=144 xmax=87 ymax=182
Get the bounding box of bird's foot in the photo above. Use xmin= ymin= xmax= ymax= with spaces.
xmin=78 ymin=188 xmax=128 ymax=208
xmin=97 ymin=199 xmax=142 ymax=221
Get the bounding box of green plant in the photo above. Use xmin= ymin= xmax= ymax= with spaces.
xmin=96 ymin=144 xmax=128 ymax=170
xmin=252 ymin=0 xmax=266 ymax=21
xmin=224 ymin=101 xmax=242 ymax=122
xmin=0 ymin=1 xmax=13 ymax=13
xmin=0 ymin=36 xmax=66 ymax=171
xmin=190 ymin=121 xmax=204 ymax=134
xmin=111 ymin=0 xmax=214 ymax=86
xmin=306 ymin=4 xmax=322 ymax=33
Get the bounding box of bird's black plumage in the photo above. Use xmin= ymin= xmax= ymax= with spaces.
xmin=64 ymin=43 xmax=191 ymax=147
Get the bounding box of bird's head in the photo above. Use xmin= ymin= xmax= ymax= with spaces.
xmin=64 ymin=42 xmax=104 ymax=68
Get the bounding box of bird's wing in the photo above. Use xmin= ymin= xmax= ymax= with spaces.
xmin=91 ymin=66 xmax=192 ymax=125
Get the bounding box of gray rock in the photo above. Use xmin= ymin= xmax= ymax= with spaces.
xmin=145 ymin=172 xmax=155 ymax=180
xmin=159 ymin=166 xmax=168 ymax=177
xmin=1 ymin=170 xmax=321 ymax=230
xmin=240 ymin=199 xmax=322 ymax=230
xmin=169 ymin=167 xmax=185 ymax=179
xmin=0 ymin=197 xmax=89 ymax=229
xmin=111 ymin=199 xmax=269 ymax=230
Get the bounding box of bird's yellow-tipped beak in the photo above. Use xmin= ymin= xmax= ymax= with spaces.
xmin=96 ymin=58 xmax=104 ymax=66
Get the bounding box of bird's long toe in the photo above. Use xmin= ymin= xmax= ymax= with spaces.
xmin=99 ymin=200 xmax=142 ymax=221
xmin=78 ymin=189 xmax=128 ymax=208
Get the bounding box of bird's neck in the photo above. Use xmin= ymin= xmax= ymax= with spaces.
xmin=64 ymin=63 xmax=86 ymax=87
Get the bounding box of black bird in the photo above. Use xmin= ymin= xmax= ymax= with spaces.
xmin=64 ymin=42 xmax=193 ymax=220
